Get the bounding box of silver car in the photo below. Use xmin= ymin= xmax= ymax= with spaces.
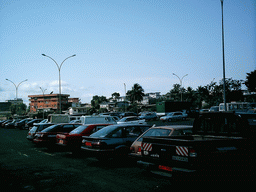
xmin=117 ymin=116 xmax=146 ymax=125
xmin=160 ymin=112 xmax=185 ymax=122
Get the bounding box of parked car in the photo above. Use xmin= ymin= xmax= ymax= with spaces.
xmin=160 ymin=112 xmax=185 ymax=122
xmin=5 ymin=119 xmax=21 ymax=129
xmin=117 ymin=116 xmax=146 ymax=125
xmin=15 ymin=118 xmax=32 ymax=129
xmin=129 ymin=125 xmax=193 ymax=158
xmin=56 ymin=124 xmax=111 ymax=154
xmin=33 ymin=123 xmax=81 ymax=148
xmin=120 ymin=112 xmax=138 ymax=119
xmin=109 ymin=112 xmax=122 ymax=118
xmin=27 ymin=123 xmax=55 ymax=141
xmin=81 ymin=124 xmax=152 ymax=160
xmin=1 ymin=120 xmax=12 ymax=128
xmin=25 ymin=119 xmax=43 ymax=130
xmin=139 ymin=112 xmax=158 ymax=121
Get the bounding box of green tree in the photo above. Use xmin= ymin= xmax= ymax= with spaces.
xmin=111 ymin=92 xmax=120 ymax=102
xmin=91 ymin=95 xmax=108 ymax=111
xmin=10 ymin=103 xmax=27 ymax=116
xmin=244 ymin=70 xmax=256 ymax=92
xmin=165 ymin=84 xmax=182 ymax=101
xmin=220 ymin=78 xmax=243 ymax=102
xmin=126 ymin=83 xmax=145 ymax=104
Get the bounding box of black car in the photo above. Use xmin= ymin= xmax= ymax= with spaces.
xmin=5 ymin=119 xmax=21 ymax=129
xmin=15 ymin=118 xmax=32 ymax=129
xmin=33 ymin=123 xmax=82 ymax=148
xmin=1 ymin=120 xmax=12 ymax=128
xmin=27 ymin=123 xmax=55 ymax=141
xmin=81 ymin=124 xmax=151 ymax=160
xmin=25 ymin=119 xmax=43 ymax=130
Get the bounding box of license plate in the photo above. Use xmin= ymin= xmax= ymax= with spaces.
xmin=172 ymin=156 xmax=188 ymax=162
xmin=86 ymin=142 xmax=92 ymax=147
xmin=58 ymin=140 xmax=63 ymax=144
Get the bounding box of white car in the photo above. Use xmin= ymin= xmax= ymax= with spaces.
xmin=160 ymin=112 xmax=185 ymax=122
xmin=117 ymin=116 xmax=147 ymax=125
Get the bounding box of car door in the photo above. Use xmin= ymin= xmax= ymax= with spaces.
xmin=105 ymin=127 xmax=125 ymax=148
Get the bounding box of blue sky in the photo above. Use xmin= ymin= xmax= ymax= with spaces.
xmin=0 ymin=0 xmax=255 ymax=106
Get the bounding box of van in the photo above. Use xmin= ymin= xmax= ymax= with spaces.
xmin=80 ymin=116 xmax=118 ymax=125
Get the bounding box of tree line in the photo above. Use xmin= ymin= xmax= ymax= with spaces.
xmin=90 ymin=70 xmax=256 ymax=113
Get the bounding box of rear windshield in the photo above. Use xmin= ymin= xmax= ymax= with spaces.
xmin=41 ymin=124 xmax=59 ymax=132
xmin=89 ymin=125 xmax=118 ymax=138
xmin=70 ymin=125 xmax=88 ymax=134
xmin=137 ymin=128 xmax=172 ymax=141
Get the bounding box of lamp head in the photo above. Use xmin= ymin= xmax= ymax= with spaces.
xmin=42 ymin=54 xmax=46 ymax=56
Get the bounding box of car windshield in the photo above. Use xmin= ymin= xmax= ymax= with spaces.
xmin=167 ymin=113 xmax=173 ymax=116
xmin=89 ymin=125 xmax=118 ymax=138
xmin=137 ymin=128 xmax=172 ymax=141
xmin=70 ymin=125 xmax=88 ymax=134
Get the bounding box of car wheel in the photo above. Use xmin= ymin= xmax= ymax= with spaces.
xmin=168 ymin=118 xmax=172 ymax=122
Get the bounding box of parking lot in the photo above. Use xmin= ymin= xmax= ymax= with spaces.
xmin=0 ymin=120 xmax=194 ymax=192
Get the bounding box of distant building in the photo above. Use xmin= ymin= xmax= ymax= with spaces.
xmin=5 ymin=98 xmax=23 ymax=105
xmin=141 ymin=92 xmax=161 ymax=105
xmin=28 ymin=94 xmax=70 ymax=113
xmin=0 ymin=101 xmax=12 ymax=116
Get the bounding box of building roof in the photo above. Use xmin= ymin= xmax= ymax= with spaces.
xmin=28 ymin=94 xmax=70 ymax=98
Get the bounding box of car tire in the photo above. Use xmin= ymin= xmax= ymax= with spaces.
xmin=168 ymin=118 xmax=172 ymax=122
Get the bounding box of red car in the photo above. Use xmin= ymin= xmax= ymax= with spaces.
xmin=56 ymin=124 xmax=111 ymax=154
xmin=33 ymin=123 xmax=81 ymax=148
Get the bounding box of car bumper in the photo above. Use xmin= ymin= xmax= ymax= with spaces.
xmin=81 ymin=146 xmax=115 ymax=157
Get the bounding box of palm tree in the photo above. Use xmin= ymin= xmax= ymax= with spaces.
xmin=127 ymin=83 xmax=145 ymax=104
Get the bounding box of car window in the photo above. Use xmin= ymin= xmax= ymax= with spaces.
xmin=137 ymin=128 xmax=172 ymax=141
xmin=108 ymin=127 xmax=123 ymax=138
xmin=125 ymin=126 xmax=142 ymax=137
xmin=92 ymin=125 xmax=106 ymax=133
xmin=63 ymin=124 xmax=77 ymax=132
xmin=42 ymin=125 xmax=61 ymax=132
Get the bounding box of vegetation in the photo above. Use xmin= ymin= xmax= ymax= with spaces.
xmin=10 ymin=103 xmax=27 ymax=116
xmin=244 ymin=70 xmax=256 ymax=92
xmin=126 ymin=83 xmax=145 ymax=104
xmin=87 ymin=70 xmax=255 ymax=113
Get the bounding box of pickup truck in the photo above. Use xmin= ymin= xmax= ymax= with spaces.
xmin=137 ymin=112 xmax=255 ymax=182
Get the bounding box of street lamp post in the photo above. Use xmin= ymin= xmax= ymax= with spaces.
xmin=42 ymin=54 xmax=76 ymax=113
xmin=40 ymin=87 xmax=47 ymax=119
xmin=172 ymin=73 xmax=188 ymax=101
xmin=124 ymin=83 xmax=126 ymax=112
xmin=6 ymin=79 xmax=28 ymax=101
xmin=220 ymin=0 xmax=227 ymax=111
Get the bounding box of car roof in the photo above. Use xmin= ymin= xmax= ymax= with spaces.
xmin=152 ymin=125 xmax=193 ymax=129
xmin=123 ymin=116 xmax=138 ymax=119
xmin=108 ymin=124 xmax=150 ymax=128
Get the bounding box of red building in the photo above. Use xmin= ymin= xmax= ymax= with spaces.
xmin=28 ymin=94 xmax=70 ymax=113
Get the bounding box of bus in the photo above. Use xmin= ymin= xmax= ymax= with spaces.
xmin=219 ymin=102 xmax=256 ymax=112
